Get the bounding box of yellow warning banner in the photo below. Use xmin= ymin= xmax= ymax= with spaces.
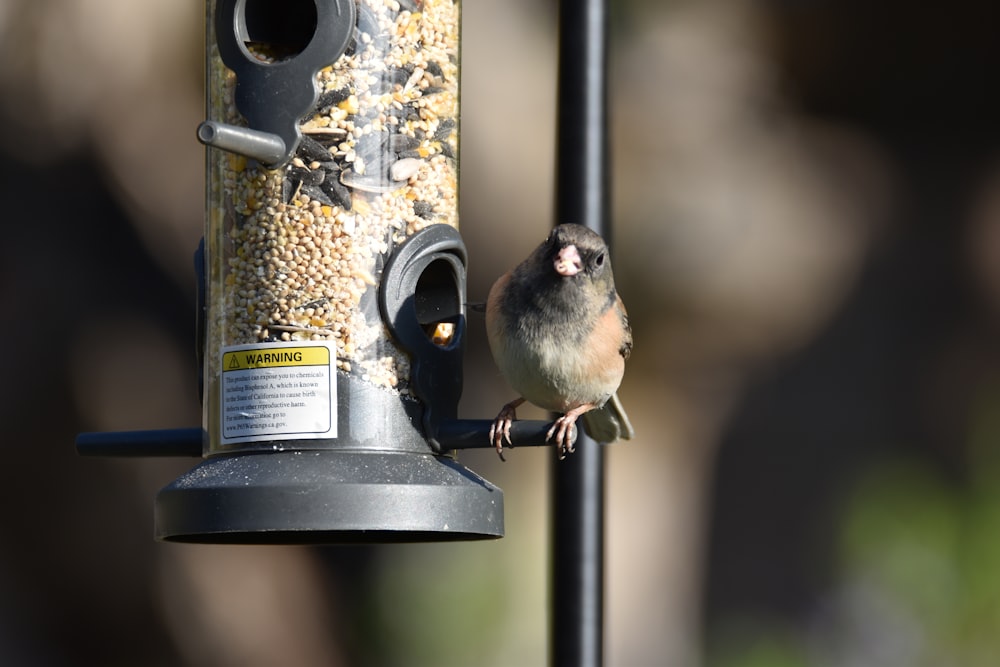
xmin=223 ymin=346 xmax=330 ymax=371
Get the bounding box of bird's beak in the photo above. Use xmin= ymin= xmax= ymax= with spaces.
xmin=554 ymin=244 xmax=582 ymax=276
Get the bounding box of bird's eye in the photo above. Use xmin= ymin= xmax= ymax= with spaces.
xmin=594 ymin=252 xmax=606 ymax=267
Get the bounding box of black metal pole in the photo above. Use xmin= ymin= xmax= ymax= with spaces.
xmin=551 ymin=0 xmax=609 ymax=664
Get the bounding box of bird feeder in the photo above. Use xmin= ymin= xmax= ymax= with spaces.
xmin=173 ymin=0 xmax=505 ymax=542
xmin=76 ymin=0 xmax=573 ymax=545
xmin=78 ymin=0 xmax=510 ymax=544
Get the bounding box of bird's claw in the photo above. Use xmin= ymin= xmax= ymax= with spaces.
xmin=489 ymin=403 xmax=518 ymax=461
xmin=546 ymin=416 xmax=579 ymax=460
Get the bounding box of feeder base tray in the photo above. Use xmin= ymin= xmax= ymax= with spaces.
xmin=155 ymin=450 xmax=504 ymax=543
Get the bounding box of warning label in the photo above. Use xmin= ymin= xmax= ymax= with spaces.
xmin=220 ymin=342 xmax=336 ymax=444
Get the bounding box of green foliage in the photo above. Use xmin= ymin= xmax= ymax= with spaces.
xmin=706 ymin=615 xmax=809 ymax=667
xmin=710 ymin=386 xmax=1000 ymax=666
xmin=366 ymin=542 xmax=511 ymax=667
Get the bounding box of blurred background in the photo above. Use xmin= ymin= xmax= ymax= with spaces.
xmin=2 ymin=0 xmax=1000 ymax=664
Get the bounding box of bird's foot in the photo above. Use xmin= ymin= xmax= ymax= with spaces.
xmin=546 ymin=415 xmax=580 ymax=460
xmin=489 ymin=398 xmax=525 ymax=461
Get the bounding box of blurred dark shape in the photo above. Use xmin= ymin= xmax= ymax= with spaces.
xmin=0 ymin=156 xmax=191 ymax=664
xmin=704 ymin=0 xmax=1000 ymax=661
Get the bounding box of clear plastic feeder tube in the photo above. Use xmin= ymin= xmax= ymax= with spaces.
xmin=203 ymin=0 xmax=461 ymax=454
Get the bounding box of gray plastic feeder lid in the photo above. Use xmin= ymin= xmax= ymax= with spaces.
xmin=155 ymin=449 xmax=504 ymax=543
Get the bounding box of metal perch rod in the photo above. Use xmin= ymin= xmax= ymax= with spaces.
xmin=76 ymin=420 xmax=570 ymax=457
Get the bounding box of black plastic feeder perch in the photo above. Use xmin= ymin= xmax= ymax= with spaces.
xmin=76 ymin=0 xmax=567 ymax=543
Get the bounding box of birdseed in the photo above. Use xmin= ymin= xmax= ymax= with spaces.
xmin=204 ymin=0 xmax=460 ymax=398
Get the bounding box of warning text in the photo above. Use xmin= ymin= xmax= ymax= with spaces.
xmin=220 ymin=344 xmax=335 ymax=442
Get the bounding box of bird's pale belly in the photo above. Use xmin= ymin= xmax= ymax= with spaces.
xmin=494 ymin=331 xmax=619 ymax=413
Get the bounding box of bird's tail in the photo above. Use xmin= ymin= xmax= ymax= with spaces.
xmin=582 ymin=393 xmax=634 ymax=444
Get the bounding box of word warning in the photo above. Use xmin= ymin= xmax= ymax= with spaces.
xmin=220 ymin=342 xmax=336 ymax=443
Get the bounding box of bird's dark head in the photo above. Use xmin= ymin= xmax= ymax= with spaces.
xmin=505 ymin=223 xmax=618 ymax=320
xmin=543 ymin=224 xmax=614 ymax=287
xmin=505 ymin=224 xmax=618 ymax=326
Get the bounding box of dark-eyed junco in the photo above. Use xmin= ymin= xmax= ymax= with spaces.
xmin=485 ymin=223 xmax=633 ymax=460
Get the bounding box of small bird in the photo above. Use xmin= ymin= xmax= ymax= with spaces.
xmin=486 ymin=224 xmax=633 ymax=460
